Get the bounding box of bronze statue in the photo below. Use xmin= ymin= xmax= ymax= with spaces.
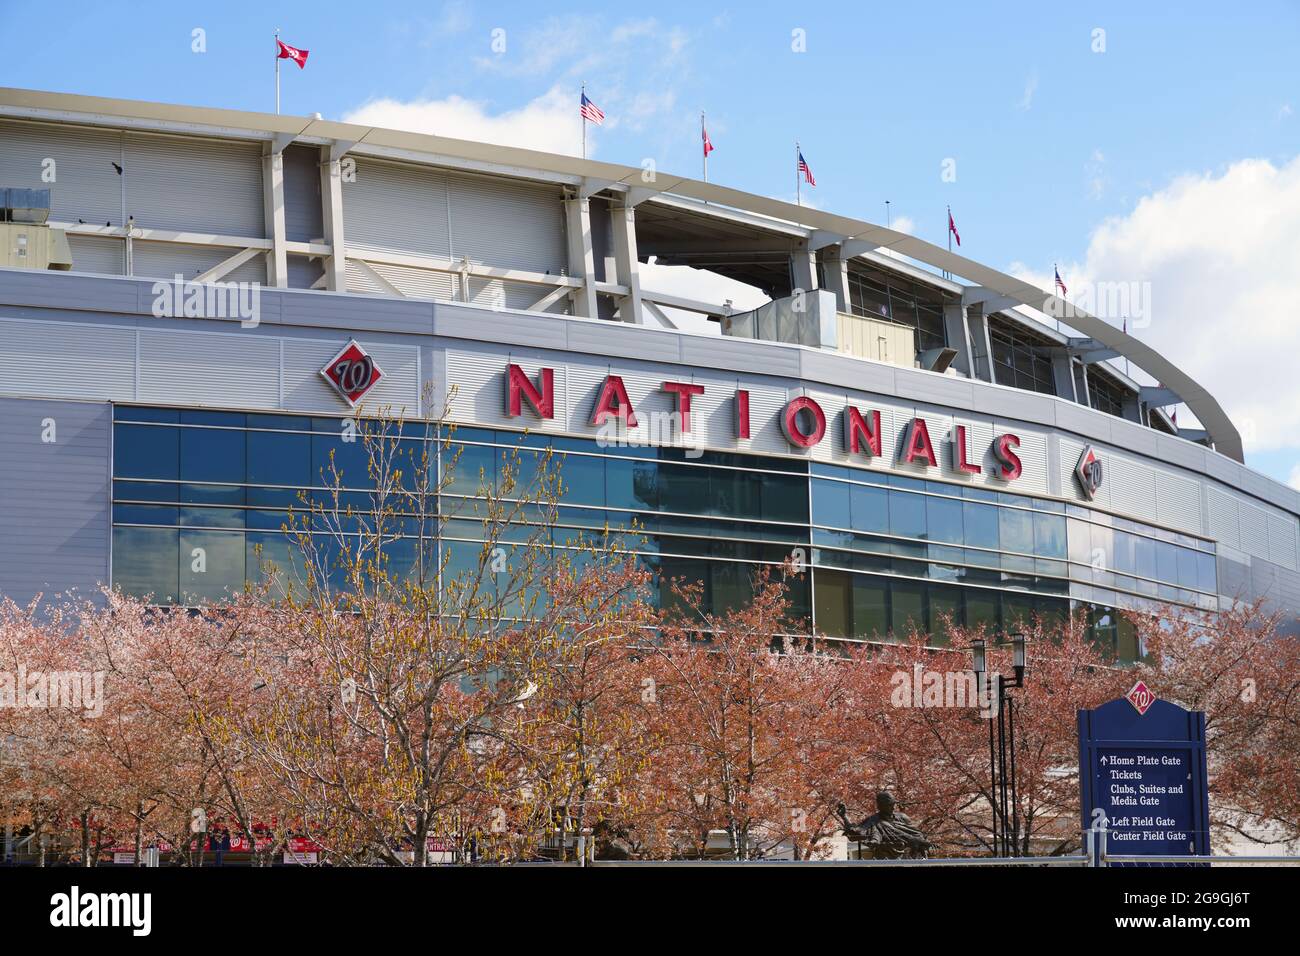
xmin=836 ymin=791 xmax=931 ymax=859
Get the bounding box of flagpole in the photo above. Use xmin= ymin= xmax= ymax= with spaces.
xmin=795 ymin=141 xmax=801 ymax=208
xmin=581 ymin=82 xmax=587 ymax=161
xmin=274 ymin=29 xmax=281 ymax=115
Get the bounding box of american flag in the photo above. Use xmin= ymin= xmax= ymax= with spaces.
xmin=580 ymin=92 xmax=605 ymax=125
xmin=702 ymin=124 xmax=714 ymax=157
xmin=1054 ymin=266 xmax=1068 ymax=297
xmin=948 ymin=208 xmax=961 ymax=247
xmin=798 ymin=151 xmax=815 ymax=186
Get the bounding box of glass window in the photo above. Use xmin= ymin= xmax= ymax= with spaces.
xmin=928 ymin=584 xmax=962 ymax=644
xmin=999 ymin=507 xmax=1034 ymax=555
xmin=926 ymin=495 xmax=964 ymax=544
xmin=814 ymin=568 xmax=850 ymax=638
xmin=812 ymin=479 xmax=850 ymax=528
xmin=966 ymin=591 xmax=999 ymax=632
xmin=445 ymin=442 xmax=495 ymax=497
xmin=1156 ymin=541 xmax=1179 ymax=585
xmin=1033 ymin=512 xmax=1067 ymax=558
xmin=247 ymin=430 xmax=310 ymax=487
xmin=762 ymin=473 xmax=809 ymax=524
xmin=1196 ymin=552 xmax=1217 ymax=593
xmin=556 ymin=454 xmax=604 ymax=506
xmin=888 ymin=490 xmax=926 ymax=539
xmin=606 ymin=458 xmax=659 ymax=511
xmin=850 ymin=484 xmax=889 ymax=534
xmin=112 ymin=526 xmax=178 ymax=602
xmin=313 ymin=431 xmax=374 ymax=489
xmin=964 ymin=502 xmax=1000 ymax=550
xmin=659 ymin=463 xmax=709 ymax=515
xmin=852 ymin=576 xmax=888 ymax=640
xmin=115 ymin=424 xmax=178 ymax=480
xmin=890 ymin=580 xmax=925 ymax=638
xmin=178 ymin=426 xmax=245 ymax=485
xmin=178 ymin=529 xmax=246 ymax=604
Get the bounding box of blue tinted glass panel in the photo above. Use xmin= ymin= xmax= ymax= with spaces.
xmin=812 ymin=479 xmax=850 ymax=528
xmin=115 ymin=424 xmax=178 ymax=480
xmin=888 ymin=490 xmax=926 ymax=538
xmin=248 ymin=431 xmax=311 ymax=487
xmin=964 ymin=502 xmax=1000 ymax=550
xmin=926 ymin=495 xmax=964 ymax=544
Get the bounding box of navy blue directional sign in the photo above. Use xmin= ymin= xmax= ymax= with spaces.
xmin=1078 ymin=683 xmax=1210 ymax=861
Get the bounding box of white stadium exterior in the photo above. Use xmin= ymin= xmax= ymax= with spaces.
xmin=1 ymin=86 xmax=1298 ymax=656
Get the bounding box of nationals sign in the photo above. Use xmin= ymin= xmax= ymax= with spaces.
xmin=321 ymin=340 xmax=384 ymax=406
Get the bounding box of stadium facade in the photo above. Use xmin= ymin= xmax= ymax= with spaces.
xmin=2 ymin=87 xmax=1298 ymax=657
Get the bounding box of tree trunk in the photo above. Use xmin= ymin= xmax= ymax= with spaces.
xmin=80 ymin=810 xmax=91 ymax=867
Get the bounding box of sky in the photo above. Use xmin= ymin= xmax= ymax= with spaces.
xmin=2 ymin=1 xmax=1299 ymax=483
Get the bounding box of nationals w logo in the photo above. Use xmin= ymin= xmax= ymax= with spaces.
xmin=320 ymin=340 xmax=385 ymax=407
xmin=1075 ymin=444 xmax=1103 ymax=500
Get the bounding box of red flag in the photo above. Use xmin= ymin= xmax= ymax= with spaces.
xmin=276 ymin=39 xmax=309 ymax=69
xmin=702 ymin=124 xmax=714 ymax=158
xmin=948 ymin=209 xmax=961 ymax=246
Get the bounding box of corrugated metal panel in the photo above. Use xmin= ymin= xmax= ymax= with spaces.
xmin=280 ymin=338 xmax=420 ymax=416
xmin=344 ymin=158 xmax=451 ymax=259
xmin=740 ymin=382 xmax=792 ymax=457
xmin=67 ymin=234 xmax=125 ymax=276
xmin=0 ymin=397 xmax=110 ymax=604
xmin=131 ymin=241 xmax=267 ymax=285
xmin=1207 ymin=487 xmax=1240 ymax=547
xmin=0 ymin=317 xmax=134 ymax=400
xmin=138 ymin=329 xmax=280 ymax=408
xmin=1156 ymin=471 xmax=1204 ymax=535
xmin=1268 ymin=514 xmax=1298 ymax=570
xmin=447 ymin=172 xmax=565 ymax=275
xmin=282 ymin=144 xmax=323 ymax=243
xmin=807 ymin=389 xmax=846 ymax=464
xmin=124 ymin=132 xmax=264 ymax=238
xmin=1107 ymin=455 xmax=1157 ymax=518
xmin=287 ymin=254 xmax=323 ymax=290
xmin=1238 ymin=502 xmax=1270 ymax=561
xmin=372 ymin=261 xmax=456 ymax=301
xmin=0 ymin=119 xmax=123 ymax=227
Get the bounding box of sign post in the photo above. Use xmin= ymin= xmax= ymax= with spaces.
xmin=1078 ymin=682 xmax=1210 ymax=865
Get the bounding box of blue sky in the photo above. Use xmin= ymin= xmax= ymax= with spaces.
xmin=3 ymin=1 xmax=1300 ymax=481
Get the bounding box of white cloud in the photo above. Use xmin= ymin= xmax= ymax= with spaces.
xmin=1017 ymin=71 xmax=1039 ymax=111
xmin=1279 ymin=103 xmax=1293 ymax=121
xmin=342 ymin=85 xmax=583 ymax=156
xmin=1012 ymin=155 xmax=1300 ymax=456
xmin=348 ymin=17 xmax=693 ymax=157
xmin=1289 ymin=463 xmax=1300 ymax=491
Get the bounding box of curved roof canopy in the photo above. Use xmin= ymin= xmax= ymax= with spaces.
xmin=0 ymin=86 xmax=1243 ymax=462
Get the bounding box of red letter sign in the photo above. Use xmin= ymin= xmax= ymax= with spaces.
xmin=952 ymin=424 xmax=983 ymax=475
xmin=736 ymin=389 xmax=751 ymax=439
xmin=661 ymin=381 xmax=705 ymax=432
xmin=844 ymin=407 xmax=882 ymax=457
xmin=590 ymin=375 xmax=639 ymax=427
xmin=781 ymin=396 xmax=826 ymax=449
xmin=993 ymin=433 xmax=1023 ymax=480
xmin=899 ymin=417 xmax=938 ymax=467
xmin=506 ymin=364 xmax=554 ymax=419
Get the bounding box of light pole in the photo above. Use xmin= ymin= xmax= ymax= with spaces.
xmin=970 ymin=633 xmax=1028 ymax=856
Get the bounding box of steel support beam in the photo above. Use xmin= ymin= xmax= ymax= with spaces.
xmin=564 ymin=196 xmax=599 ymax=319
xmin=320 ymin=145 xmax=347 ymax=292
xmin=610 ymin=202 xmax=644 ymax=324
xmin=261 ymin=144 xmax=288 ymax=288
